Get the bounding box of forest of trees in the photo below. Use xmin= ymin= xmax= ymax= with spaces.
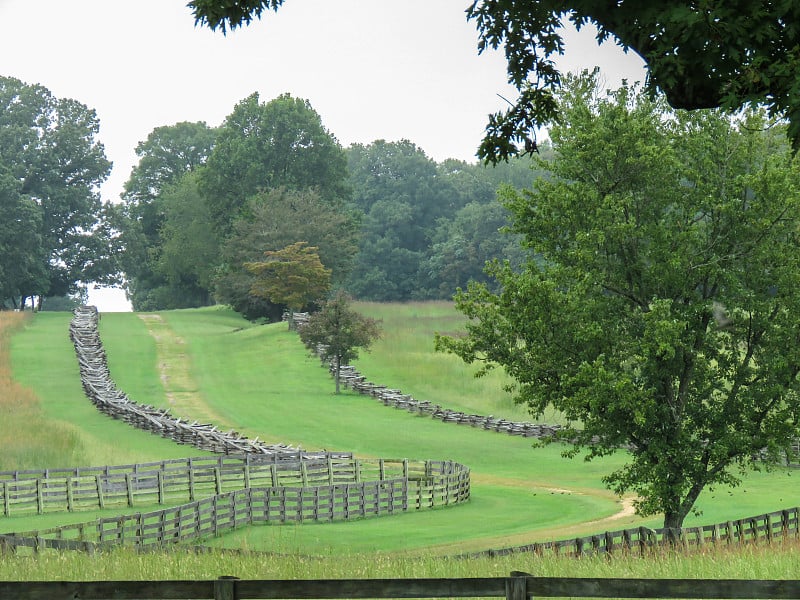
xmin=0 ymin=76 xmax=118 ymax=310
xmin=111 ymin=91 xmax=542 ymax=317
xmin=0 ymin=75 xmax=539 ymax=315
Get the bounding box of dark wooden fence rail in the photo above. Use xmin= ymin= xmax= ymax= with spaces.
xmin=470 ymin=506 xmax=799 ymax=558
xmin=337 ymin=360 xmax=561 ymax=438
xmin=1 ymin=575 xmax=799 ymax=600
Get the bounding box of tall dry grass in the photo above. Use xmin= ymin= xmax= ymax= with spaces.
xmin=0 ymin=536 xmax=798 ymax=580
xmin=0 ymin=312 xmax=83 ymax=470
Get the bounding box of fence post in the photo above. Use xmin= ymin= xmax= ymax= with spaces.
xmin=154 ymin=470 xmax=163 ymax=504
xmin=126 ymin=473 xmax=134 ymax=507
xmin=506 ymin=571 xmax=529 ymax=600
xmin=188 ymin=466 xmax=196 ymax=502
xmin=214 ymin=576 xmax=239 ymax=600
xmin=66 ymin=477 xmax=75 ymax=512
xmin=214 ymin=467 xmax=222 ymax=495
xmin=765 ymin=513 xmax=773 ymax=543
xmin=96 ymin=475 xmax=105 ymax=509
xmin=35 ymin=479 xmax=44 ymax=514
xmin=301 ymin=461 xmax=309 ymax=486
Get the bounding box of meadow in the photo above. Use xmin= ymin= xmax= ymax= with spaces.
xmin=1 ymin=303 xmax=798 ymax=577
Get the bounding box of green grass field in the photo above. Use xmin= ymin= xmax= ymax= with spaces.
xmin=2 ymin=303 xmax=798 ymax=561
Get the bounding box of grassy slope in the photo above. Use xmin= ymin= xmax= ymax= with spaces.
xmin=4 ymin=305 xmax=797 ymax=555
xmin=161 ymin=306 xmax=796 ymax=554
xmin=9 ymin=312 xmax=209 ymax=467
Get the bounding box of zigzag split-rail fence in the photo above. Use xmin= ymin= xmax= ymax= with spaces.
xmin=0 ymin=306 xmax=469 ymax=554
xmin=284 ymin=311 xmax=562 ymax=439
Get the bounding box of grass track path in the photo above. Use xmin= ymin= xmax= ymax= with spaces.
xmin=137 ymin=313 xmax=231 ymax=427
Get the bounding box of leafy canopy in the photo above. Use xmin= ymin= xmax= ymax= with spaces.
xmin=245 ymin=241 xmax=331 ymax=313
xmin=0 ymin=76 xmax=113 ymax=306
xmin=215 ymin=187 xmax=359 ymax=321
xmin=115 ymin=121 xmax=217 ymax=311
xmin=201 ymin=92 xmax=350 ymax=235
xmin=188 ymin=0 xmax=800 ymax=159
xmin=437 ymin=72 xmax=800 ymax=529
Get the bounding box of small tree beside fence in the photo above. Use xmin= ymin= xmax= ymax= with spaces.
xmin=299 ymin=291 xmax=381 ymax=394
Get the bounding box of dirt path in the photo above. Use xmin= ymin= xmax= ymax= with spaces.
xmin=137 ymin=313 xmax=231 ymax=427
xmin=415 ymin=471 xmax=641 ymax=555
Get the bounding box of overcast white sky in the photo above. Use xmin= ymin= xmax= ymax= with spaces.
xmin=0 ymin=0 xmax=646 ymax=310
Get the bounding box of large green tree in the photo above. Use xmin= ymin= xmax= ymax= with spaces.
xmin=437 ymin=74 xmax=800 ymax=529
xmin=245 ymin=241 xmax=331 ymax=328
xmin=423 ymin=199 xmax=525 ymax=297
xmin=150 ymin=172 xmax=220 ymax=309
xmin=215 ymin=187 xmax=359 ymax=321
xmin=116 ymin=121 xmax=216 ymax=310
xmin=201 ymin=92 xmax=350 ymax=235
xmin=0 ymin=76 xmax=113 ymax=306
xmin=345 ymin=140 xmax=462 ymax=301
xmin=189 ymin=1 xmax=800 ymax=157
xmin=0 ymin=166 xmax=47 ymax=308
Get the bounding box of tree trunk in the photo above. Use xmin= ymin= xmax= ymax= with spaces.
xmin=334 ymin=357 xmax=341 ymax=395
xmin=663 ymin=510 xmax=686 ymax=530
xmin=287 ymin=308 xmax=295 ymax=331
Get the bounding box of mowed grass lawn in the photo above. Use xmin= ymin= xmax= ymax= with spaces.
xmin=5 ymin=304 xmax=798 ymax=555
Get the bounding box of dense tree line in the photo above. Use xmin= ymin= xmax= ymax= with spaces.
xmin=114 ymin=93 xmax=538 ymax=317
xmin=0 ymin=76 xmax=116 ymax=310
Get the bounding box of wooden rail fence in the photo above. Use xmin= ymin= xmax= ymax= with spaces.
xmin=0 ymin=574 xmax=799 ymax=600
xmin=471 ymin=506 xmax=799 ymax=558
xmin=0 ymin=454 xmax=451 ymax=516
xmin=47 ymin=306 xmax=797 ymax=559
xmin=0 ymin=457 xmax=469 ymax=552
xmin=284 ymin=306 xmax=560 ymax=439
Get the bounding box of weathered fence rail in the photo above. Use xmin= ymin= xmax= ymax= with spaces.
xmin=0 ymin=457 xmax=469 ymax=551
xmin=1 ymin=574 xmax=799 ymax=600
xmin=337 ymin=360 xmax=562 ymax=438
xmin=0 ymin=454 xmax=458 ymax=517
xmin=0 ymin=459 xmax=469 ymax=552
